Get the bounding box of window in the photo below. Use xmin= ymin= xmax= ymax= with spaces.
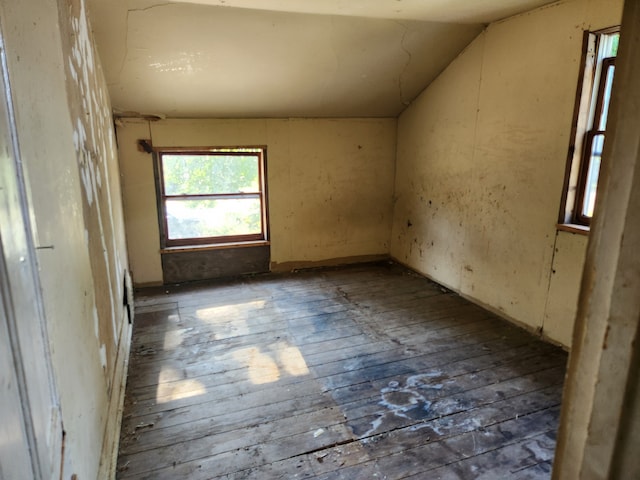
xmin=155 ymin=147 xmax=268 ymax=247
xmin=561 ymin=29 xmax=619 ymax=228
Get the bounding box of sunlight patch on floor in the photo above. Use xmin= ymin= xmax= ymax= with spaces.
xmin=156 ymin=366 xmax=207 ymax=403
xmin=231 ymin=342 xmax=309 ymax=385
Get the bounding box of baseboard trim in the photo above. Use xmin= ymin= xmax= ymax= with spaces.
xmin=97 ymin=307 xmax=132 ymax=479
xmin=271 ymin=254 xmax=389 ymax=273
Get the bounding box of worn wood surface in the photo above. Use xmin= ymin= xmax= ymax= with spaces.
xmin=117 ymin=262 xmax=567 ymax=479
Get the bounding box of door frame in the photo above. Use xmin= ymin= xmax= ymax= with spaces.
xmin=0 ymin=20 xmax=63 ymax=480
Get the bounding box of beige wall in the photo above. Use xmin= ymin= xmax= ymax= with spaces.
xmin=544 ymin=231 xmax=588 ymax=345
xmin=1 ymin=0 xmax=131 ymax=477
xmin=118 ymin=117 xmax=397 ymax=285
xmin=391 ymin=0 xmax=623 ymax=348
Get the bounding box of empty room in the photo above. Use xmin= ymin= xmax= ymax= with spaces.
xmin=1 ymin=0 xmax=639 ymax=479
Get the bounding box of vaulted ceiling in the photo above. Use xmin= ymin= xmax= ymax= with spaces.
xmin=87 ymin=0 xmax=558 ymax=118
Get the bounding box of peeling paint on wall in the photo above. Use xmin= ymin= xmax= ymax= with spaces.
xmin=57 ymin=0 xmax=132 ymax=475
xmin=2 ymin=0 xmax=131 ymax=476
xmin=61 ymin=0 xmax=125 ymax=374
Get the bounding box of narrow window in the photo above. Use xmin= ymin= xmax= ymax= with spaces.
xmin=156 ymin=147 xmax=268 ymax=247
xmin=561 ymin=29 xmax=619 ymax=227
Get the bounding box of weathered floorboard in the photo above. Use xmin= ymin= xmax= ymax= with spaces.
xmin=117 ymin=262 xmax=567 ymax=479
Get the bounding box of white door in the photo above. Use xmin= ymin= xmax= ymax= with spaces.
xmin=0 ymin=299 xmax=33 ymax=480
xmin=0 ymin=27 xmax=62 ymax=480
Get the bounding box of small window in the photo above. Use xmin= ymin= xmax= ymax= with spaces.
xmin=561 ymin=29 xmax=619 ymax=227
xmin=155 ymin=147 xmax=268 ymax=247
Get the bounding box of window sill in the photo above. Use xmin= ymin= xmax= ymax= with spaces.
xmin=556 ymin=223 xmax=590 ymax=235
xmin=161 ymin=240 xmax=270 ymax=254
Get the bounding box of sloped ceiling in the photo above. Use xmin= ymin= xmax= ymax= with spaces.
xmin=87 ymin=0 xmax=558 ymax=118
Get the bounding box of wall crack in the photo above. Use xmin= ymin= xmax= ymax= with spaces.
xmin=395 ymin=20 xmax=412 ymax=106
xmin=118 ymin=3 xmax=173 ymax=79
xmin=127 ymin=2 xmax=173 ymax=14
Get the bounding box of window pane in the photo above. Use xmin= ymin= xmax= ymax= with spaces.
xmin=605 ymin=33 xmax=619 ymax=57
xmin=162 ymin=154 xmax=259 ymax=195
xmin=166 ymin=198 xmax=261 ymax=240
xmin=582 ymin=134 xmax=605 ymax=218
xmin=598 ymin=64 xmax=615 ymax=131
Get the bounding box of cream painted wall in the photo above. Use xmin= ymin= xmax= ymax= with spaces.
xmin=391 ymin=0 xmax=623 ymax=348
xmin=1 ymin=0 xmax=131 ymax=477
xmin=117 ymin=119 xmax=164 ymax=284
xmin=118 ymin=117 xmax=396 ymax=285
xmin=544 ymin=231 xmax=588 ymax=347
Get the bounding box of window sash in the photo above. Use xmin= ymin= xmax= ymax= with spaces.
xmin=568 ymin=35 xmax=617 ymax=227
xmin=592 ymin=58 xmax=616 ymax=132
xmin=161 ymin=151 xmax=261 ymax=196
xmin=575 ymin=131 xmax=605 ymax=225
xmin=156 ymin=149 xmax=267 ymax=247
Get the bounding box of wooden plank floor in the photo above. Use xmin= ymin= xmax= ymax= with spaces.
xmin=116 ymin=262 xmax=567 ymax=480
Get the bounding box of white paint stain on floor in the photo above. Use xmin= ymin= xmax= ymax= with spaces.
xmin=361 ymin=371 xmax=448 ymax=437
